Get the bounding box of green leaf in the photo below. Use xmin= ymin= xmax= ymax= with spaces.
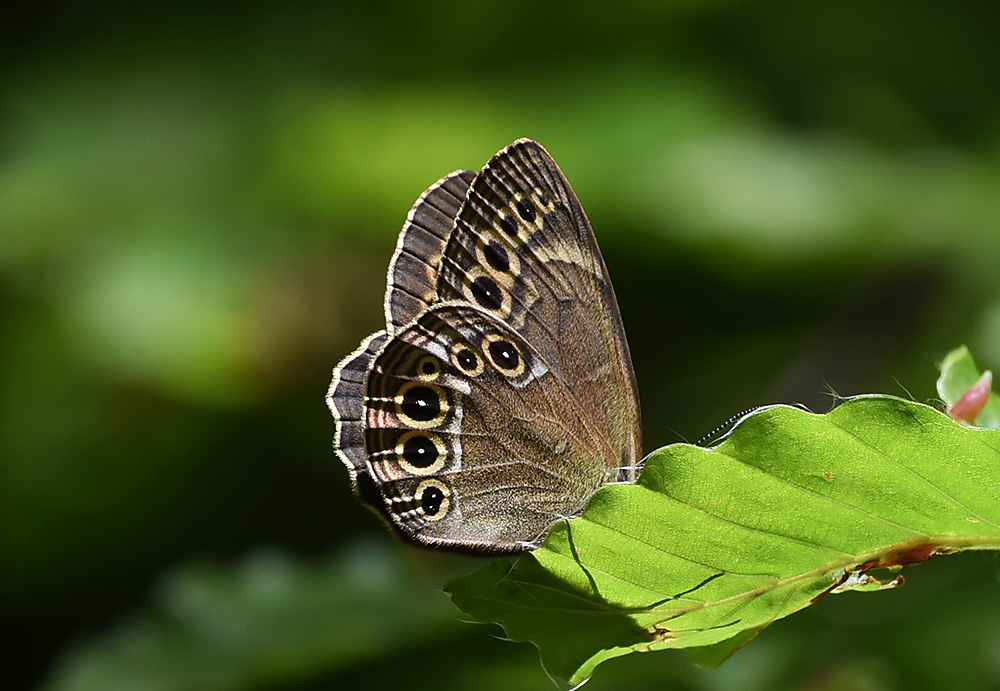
xmin=937 ymin=345 xmax=1000 ymax=429
xmin=447 ymin=396 xmax=1000 ymax=687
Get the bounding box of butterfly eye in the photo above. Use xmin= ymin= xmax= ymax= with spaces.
xmin=415 ymin=479 xmax=451 ymax=521
xmin=395 ymin=381 xmax=449 ymax=428
xmin=396 ymin=430 xmax=447 ymax=475
xmin=483 ymin=333 xmax=526 ymax=377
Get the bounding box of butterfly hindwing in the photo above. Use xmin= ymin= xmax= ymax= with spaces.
xmin=384 ymin=169 xmax=476 ymax=331
xmin=328 ymin=331 xmax=388 ymax=497
xmin=360 ymin=303 xmax=622 ymax=553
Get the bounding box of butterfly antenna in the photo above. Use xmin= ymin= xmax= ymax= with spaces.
xmin=696 ymin=406 xmax=763 ymax=447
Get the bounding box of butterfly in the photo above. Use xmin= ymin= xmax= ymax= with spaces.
xmin=327 ymin=139 xmax=641 ymax=554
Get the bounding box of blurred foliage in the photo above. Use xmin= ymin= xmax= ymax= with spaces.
xmin=2 ymin=1 xmax=1000 ymax=690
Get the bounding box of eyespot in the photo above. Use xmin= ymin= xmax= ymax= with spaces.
xmin=515 ymin=197 xmax=536 ymax=222
xmin=415 ymin=479 xmax=451 ymax=521
xmin=484 ymin=239 xmax=509 ymax=272
xmin=532 ymin=188 xmax=555 ymax=212
xmin=464 ymin=268 xmax=511 ymax=316
xmin=474 ymin=232 xmax=520 ymax=286
xmin=450 ymin=342 xmax=484 ymax=376
xmin=482 ymin=333 xmax=526 ymax=377
xmin=499 ymin=213 xmax=519 ymax=237
xmin=415 ymin=355 xmax=441 ymax=381
xmin=511 ymin=193 xmax=544 ymax=231
xmin=471 ymin=275 xmax=501 ymax=308
xmin=395 ymin=381 xmax=448 ymax=428
xmin=395 ymin=430 xmax=447 ymax=475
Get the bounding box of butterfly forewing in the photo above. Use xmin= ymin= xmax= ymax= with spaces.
xmin=437 ymin=139 xmax=641 ymax=479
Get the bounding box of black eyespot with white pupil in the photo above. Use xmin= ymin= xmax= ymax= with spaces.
xmin=488 ymin=339 xmax=520 ymax=372
xmin=456 ymin=347 xmax=478 ymax=372
xmin=420 ymin=485 xmax=446 ymax=516
xmin=401 ymin=385 xmax=440 ymax=422
xmin=516 ymin=198 xmax=536 ymax=222
xmin=471 ymin=275 xmax=502 ymax=310
xmin=402 ymin=434 xmax=438 ymax=469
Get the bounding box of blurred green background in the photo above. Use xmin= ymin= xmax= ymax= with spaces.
xmin=3 ymin=2 xmax=1000 ymax=689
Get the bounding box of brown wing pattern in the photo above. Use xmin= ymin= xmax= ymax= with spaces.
xmin=363 ymin=304 xmax=620 ymax=553
xmin=327 ymin=331 xmax=388 ymax=506
xmin=384 ymin=169 xmax=476 ymax=331
xmin=328 ymin=139 xmax=641 ymax=554
xmin=437 ymin=140 xmax=641 ymax=481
